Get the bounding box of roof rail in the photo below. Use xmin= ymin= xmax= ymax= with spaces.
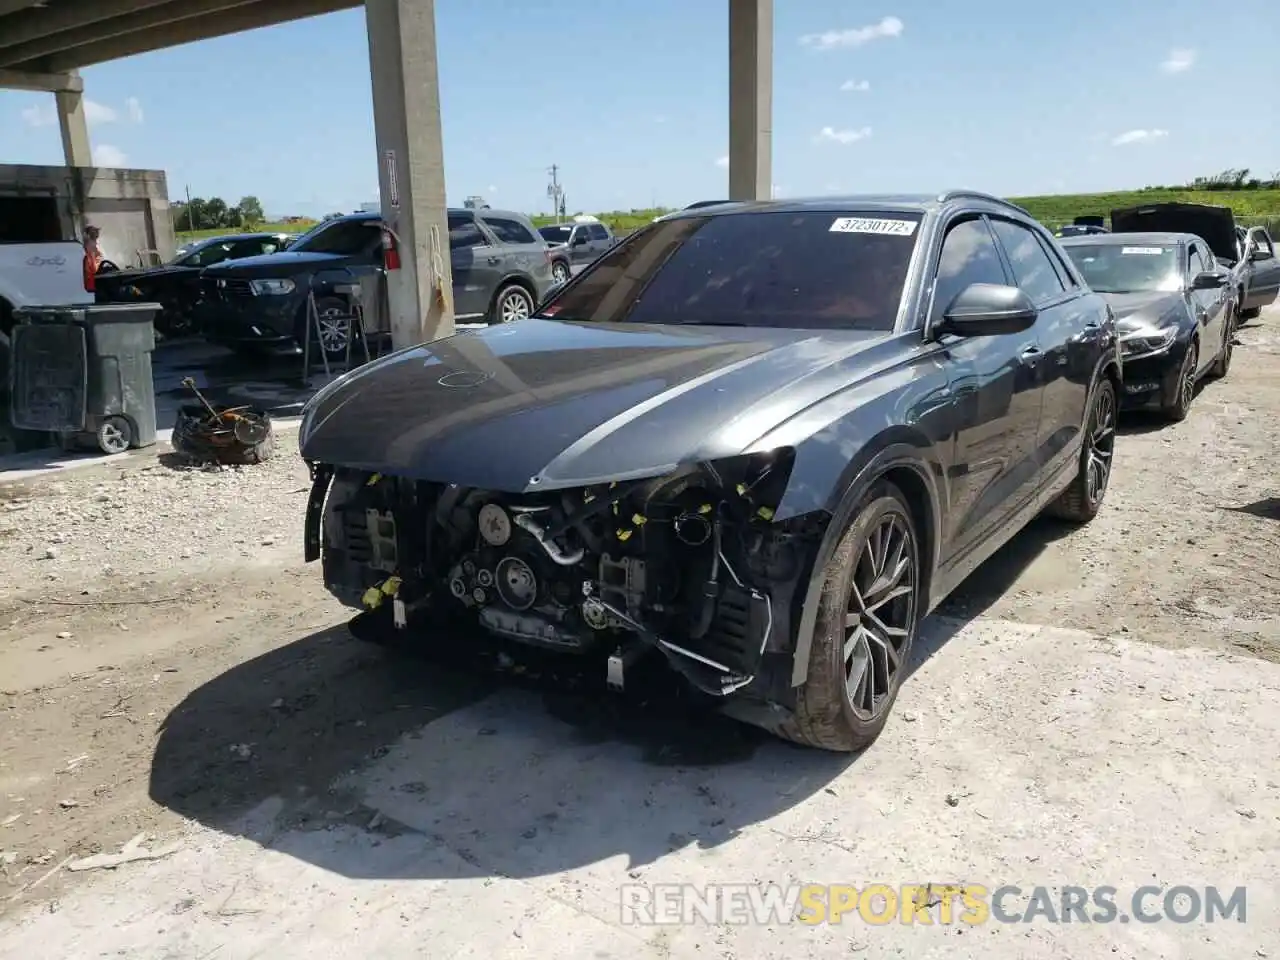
xmin=937 ymin=189 xmax=1032 ymax=216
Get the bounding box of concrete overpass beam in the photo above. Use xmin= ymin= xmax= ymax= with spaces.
xmin=365 ymin=0 xmax=453 ymax=349
xmin=0 ymin=68 xmax=83 ymax=92
xmin=727 ymin=0 xmax=772 ymax=201
xmin=55 ymin=78 xmax=93 ymax=167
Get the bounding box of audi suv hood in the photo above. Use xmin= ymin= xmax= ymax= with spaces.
xmin=298 ymin=318 xmax=898 ymax=491
xmin=1097 ymin=291 xmax=1186 ymax=332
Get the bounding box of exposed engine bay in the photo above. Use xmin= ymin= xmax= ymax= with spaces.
xmin=305 ymin=452 xmax=818 ymax=698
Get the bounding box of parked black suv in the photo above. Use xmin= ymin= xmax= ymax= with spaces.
xmin=199 ymin=209 xmax=555 ymax=357
xmin=95 ymin=231 xmax=294 ymax=338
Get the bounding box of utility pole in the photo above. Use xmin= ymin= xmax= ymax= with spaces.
xmin=547 ymin=164 xmax=564 ymax=220
xmin=185 ymin=184 xmax=193 ymax=231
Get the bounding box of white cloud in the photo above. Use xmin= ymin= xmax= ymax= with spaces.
xmin=1160 ymin=48 xmax=1196 ymax=73
xmin=20 ymin=103 xmax=54 ymax=127
xmin=654 ymin=114 xmax=668 ymax=124
xmin=715 ymin=155 xmax=729 ymax=168
xmin=83 ymin=100 xmax=118 ymax=125
xmin=840 ymin=79 xmax=870 ymax=92
xmin=125 ymin=97 xmax=144 ymax=124
xmin=1111 ymin=128 xmax=1168 ymax=146
xmin=814 ymin=125 xmax=872 ymax=145
xmin=801 ymin=16 xmax=903 ymax=51
xmin=487 ymin=184 xmax=498 ymax=194
xmin=92 ymin=144 xmax=128 ymax=166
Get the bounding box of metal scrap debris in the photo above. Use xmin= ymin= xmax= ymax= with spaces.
xmin=67 ymin=833 xmax=181 ymax=873
xmin=170 ymin=377 xmax=275 ymax=466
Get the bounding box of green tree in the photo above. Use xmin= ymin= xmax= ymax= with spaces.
xmin=203 ymin=197 xmax=228 ymax=229
xmin=236 ymin=195 xmax=265 ymax=228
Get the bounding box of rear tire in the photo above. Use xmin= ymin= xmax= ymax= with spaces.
xmin=490 ymin=284 xmax=533 ymax=324
xmin=781 ymin=481 xmax=921 ymax=753
xmin=1045 ymin=378 xmax=1115 ymax=522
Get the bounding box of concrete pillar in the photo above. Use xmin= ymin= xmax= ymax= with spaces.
xmin=365 ymin=0 xmax=453 ymax=349
xmin=727 ymin=0 xmax=772 ymax=201
xmin=55 ymin=82 xmax=92 ymax=168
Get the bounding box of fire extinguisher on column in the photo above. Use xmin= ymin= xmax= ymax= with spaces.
xmin=380 ymin=225 xmax=400 ymax=271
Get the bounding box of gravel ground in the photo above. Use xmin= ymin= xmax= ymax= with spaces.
xmin=0 ymin=307 xmax=1278 ymax=920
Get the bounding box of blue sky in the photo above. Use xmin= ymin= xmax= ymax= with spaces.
xmin=3 ymin=0 xmax=1278 ymax=219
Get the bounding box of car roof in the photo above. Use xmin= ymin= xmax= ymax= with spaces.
xmin=1059 ymin=231 xmax=1193 ymax=247
xmin=655 ymin=191 xmax=1030 ymax=221
xmin=189 ymin=231 xmax=289 ymax=245
xmin=469 ymin=207 xmax=535 ymax=221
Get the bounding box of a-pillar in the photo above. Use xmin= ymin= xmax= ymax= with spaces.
xmin=54 ymin=70 xmax=92 ymax=167
xmin=364 ymin=0 xmax=453 ymax=349
xmin=727 ymin=0 xmax=772 ymax=201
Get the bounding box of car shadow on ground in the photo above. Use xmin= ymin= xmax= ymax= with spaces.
xmin=149 ymin=523 xmax=1062 ymax=883
xmin=1226 ymin=497 xmax=1280 ymax=522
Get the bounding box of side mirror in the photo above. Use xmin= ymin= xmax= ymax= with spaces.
xmin=1191 ymin=271 xmax=1227 ymax=290
xmin=1250 ymin=246 xmax=1273 ymax=262
xmin=937 ymin=283 xmax=1038 ymax=337
xmin=571 ymin=233 xmax=588 ymax=246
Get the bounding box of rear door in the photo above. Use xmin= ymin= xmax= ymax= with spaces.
xmin=479 ymin=213 xmax=541 ymax=282
xmin=568 ymin=225 xmax=595 ymax=266
xmin=587 ymin=223 xmax=611 ymax=260
xmin=933 ymin=216 xmax=1046 ymax=563
xmin=1243 ymin=228 xmax=1280 ymax=312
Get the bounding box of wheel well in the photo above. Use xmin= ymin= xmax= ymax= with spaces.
xmin=489 ymin=276 xmax=536 ymax=312
xmin=880 ymin=465 xmax=936 ymax=604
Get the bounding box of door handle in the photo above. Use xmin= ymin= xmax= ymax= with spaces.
xmin=487 ymin=256 xmax=501 ymax=265
xmin=1018 ymin=344 xmax=1042 ymax=365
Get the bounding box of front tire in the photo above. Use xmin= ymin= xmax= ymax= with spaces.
xmin=551 ymin=260 xmax=570 ymax=285
xmin=782 ymin=481 xmax=921 ymax=753
xmin=1045 ymin=377 xmax=1115 ymax=522
xmin=1161 ymin=340 xmax=1198 ymax=422
xmin=1208 ymin=311 xmax=1235 ymax=379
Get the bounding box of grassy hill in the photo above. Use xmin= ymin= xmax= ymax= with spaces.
xmin=173 ymin=188 xmax=1280 ymax=247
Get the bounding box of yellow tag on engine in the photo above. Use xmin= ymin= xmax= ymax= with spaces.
xmin=362 ymin=586 xmax=384 ymax=609
xmin=366 ymin=473 xmax=382 ymax=486
xmin=756 ymin=507 xmax=775 ymax=521
xmin=632 ymin=514 xmax=647 ymax=526
xmin=616 ymin=528 xmax=633 ymax=542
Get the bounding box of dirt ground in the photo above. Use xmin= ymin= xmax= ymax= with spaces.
xmin=1 ymin=308 xmax=1278 ymax=916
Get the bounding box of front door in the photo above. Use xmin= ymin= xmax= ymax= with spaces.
xmin=1244 ymin=228 xmax=1280 ymax=313
xmin=449 ymin=213 xmax=497 ymax=319
xmin=933 ymin=216 xmax=1047 ymax=566
xmin=1186 ymin=241 xmax=1226 ymax=371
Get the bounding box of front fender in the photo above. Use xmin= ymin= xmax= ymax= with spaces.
xmin=781 ymin=443 xmax=944 ymax=688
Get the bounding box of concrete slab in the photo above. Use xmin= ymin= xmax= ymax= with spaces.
xmin=2 ymin=616 xmax=1277 ymax=959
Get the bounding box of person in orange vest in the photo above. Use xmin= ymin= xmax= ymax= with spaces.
xmin=82 ymin=223 xmax=103 ymax=295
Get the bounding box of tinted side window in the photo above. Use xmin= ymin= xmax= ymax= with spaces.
xmin=932 ymin=218 xmax=1007 ymax=323
xmin=990 ymin=219 xmax=1066 ymax=304
xmin=588 ymin=223 xmax=609 ymax=240
xmin=481 ymin=216 xmax=536 ymax=244
xmin=448 ymin=214 xmax=486 ymax=250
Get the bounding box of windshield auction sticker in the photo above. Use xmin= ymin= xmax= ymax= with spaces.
xmin=829 ymin=217 xmax=918 ymax=236
xmin=1120 ymin=247 xmax=1166 ymax=255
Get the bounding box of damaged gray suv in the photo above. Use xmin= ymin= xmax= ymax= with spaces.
xmin=299 ymin=192 xmax=1120 ymax=752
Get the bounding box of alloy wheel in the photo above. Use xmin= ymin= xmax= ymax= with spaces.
xmin=1179 ymin=344 xmax=1198 ymax=413
xmin=500 ymin=291 xmax=532 ymax=323
xmin=1222 ymin=315 xmax=1235 ymax=367
xmin=318 ymin=307 xmax=351 ymax=354
xmin=843 ymin=512 xmax=917 ymax=721
xmin=552 ymin=263 xmax=569 ymax=284
xmin=1086 ymin=385 xmax=1115 ymax=505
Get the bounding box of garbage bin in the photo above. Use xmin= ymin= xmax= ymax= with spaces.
xmin=9 ymin=302 xmax=161 ymax=455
